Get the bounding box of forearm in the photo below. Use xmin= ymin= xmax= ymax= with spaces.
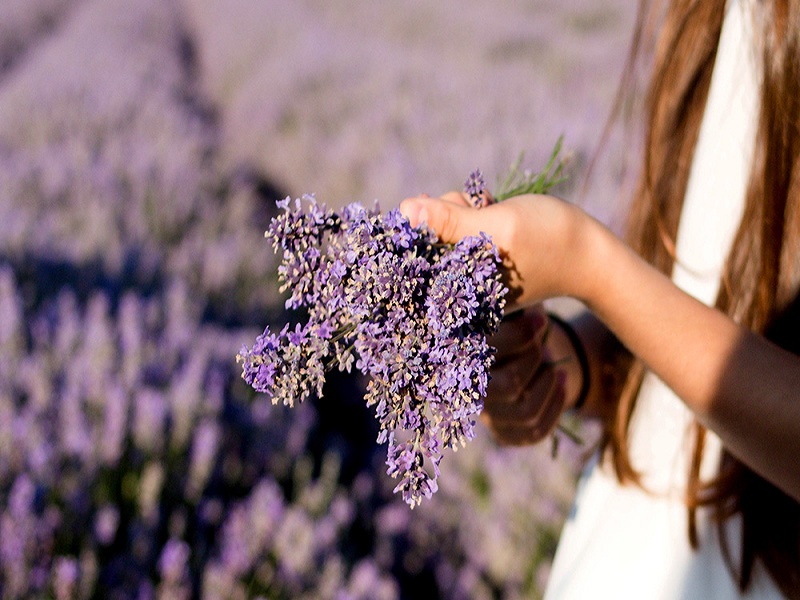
xmin=574 ymin=219 xmax=800 ymax=501
xmin=399 ymin=191 xmax=800 ymax=491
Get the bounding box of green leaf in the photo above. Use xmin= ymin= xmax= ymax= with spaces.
xmin=493 ymin=135 xmax=567 ymax=201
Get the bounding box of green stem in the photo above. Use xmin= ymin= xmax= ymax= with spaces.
xmin=329 ymin=322 xmax=356 ymax=344
xmin=555 ymin=420 xmax=583 ymax=446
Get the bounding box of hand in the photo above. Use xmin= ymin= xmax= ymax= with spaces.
xmin=481 ymin=306 xmax=568 ymax=445
xmin=400 ymin=191 xmax=597 ymax=310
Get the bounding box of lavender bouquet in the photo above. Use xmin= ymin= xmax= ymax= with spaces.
xmin=238 ymin=141 xmax=566 ymax=508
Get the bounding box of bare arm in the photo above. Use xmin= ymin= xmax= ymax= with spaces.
xmin=401 ymin=193 xmax=800 ymax=501
xmin=578 ymin=222 xmax=800 ymax=501
xmin=553 ymin=310 xmax=631 ymax=422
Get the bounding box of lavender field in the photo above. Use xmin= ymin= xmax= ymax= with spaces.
xmin=0 ymin=0 xmax=634 ymax=598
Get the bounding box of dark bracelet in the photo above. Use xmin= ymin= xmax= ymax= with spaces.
xmin=547 ymin=312 xmax=591 ymax=411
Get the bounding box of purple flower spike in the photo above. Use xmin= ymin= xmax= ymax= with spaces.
xmin=464 ymin=169 xmax=492 ymax=208
xmin=240 ymin=184 xmax=507 ymax=507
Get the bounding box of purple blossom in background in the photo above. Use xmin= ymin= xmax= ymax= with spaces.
xmin=0 ymin=260 xmax=382 ymax=598
xmin=238 ymin=194 xmax=507 ymax=507
xmin=53 ymin=557 xmax=79 ymax=600
xmin=0 ymin=0 xmax=595 ymax=595
xmin=158 ymin=538 xmax=191 ymax=590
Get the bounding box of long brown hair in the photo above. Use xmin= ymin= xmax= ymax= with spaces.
xmin=608 ymin=0 xmax=800 ymax=595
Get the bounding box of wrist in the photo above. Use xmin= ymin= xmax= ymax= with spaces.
xmin=546 ymin=313 xmax=590 ymax=411
xmin=567 ymin=209 xmax=617 ymax=306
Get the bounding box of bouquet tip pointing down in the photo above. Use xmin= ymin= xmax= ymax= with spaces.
xmin=237 ymin=139 xmax=566 ymax=507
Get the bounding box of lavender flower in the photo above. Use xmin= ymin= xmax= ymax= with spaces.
xmin=464 ymin=169 xmax=491 ymax=208
xmin=1 ymin=0 xmax=582 ymax=591
xmin=53 ymin=557 xmax=79 ymax=600
xmin=158 ymin=538 xmax=191 ymax=584
xmin=238 ymin=191 xmax=508 ymax=507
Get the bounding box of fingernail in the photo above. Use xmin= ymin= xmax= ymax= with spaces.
xmin=417 ymin=206 xmax=429 ymax=226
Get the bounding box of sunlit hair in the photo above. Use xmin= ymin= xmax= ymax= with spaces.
xmin=606 ymin=0 xmax=800 ymax=595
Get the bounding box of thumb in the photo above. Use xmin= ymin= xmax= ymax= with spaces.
xmin=400 ymin=196 xmax=478 ymax=244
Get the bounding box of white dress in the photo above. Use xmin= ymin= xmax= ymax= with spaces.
xmin=544 ymin=0 xmax=785 ymax=597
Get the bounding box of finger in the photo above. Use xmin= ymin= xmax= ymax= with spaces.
xmin=486 ymin=343 xmax=545 ymax=401
xmin=399 ymin=196 xmax=495 ymax=243
xmin=487 ymin=373 xmax=566 ymax=445
xmin=400 ymin=190 xmax=469 ymax=213
xmin=403 ymin=191 xmax=471 ymax=207
xmin=484 ymin=362 xmax=557 ymax=424
xmin=485 ymin=423 xmax=544 ymax=447
xmin=530 ymin=370 xmax=567 ymax=432
xmin=490 ymin=307 xmax=548 ymax=363
xmin=439 ymin=190 xmax=471 ymax=207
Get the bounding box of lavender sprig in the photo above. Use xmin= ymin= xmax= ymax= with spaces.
xmin=238 ymin=195 xmax=506 ymax=507
xmin=239 ymin=140 xmax=568 ymax=507
xmin=464 ymin=169 xmax=492 ymax=208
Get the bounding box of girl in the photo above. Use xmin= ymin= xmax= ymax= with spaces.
xmin=400 ymin=0 xmax=800 ymax=597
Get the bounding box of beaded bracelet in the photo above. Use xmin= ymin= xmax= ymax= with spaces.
xmin=546 ymin=313 xmax=590 ymax=411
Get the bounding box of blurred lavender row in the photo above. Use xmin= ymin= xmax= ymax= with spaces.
xmin=185 ymin=0 xmax=636 ymax=225
xmin=0 ymin=0 xmax=632 ymax=597
xmin=0 ymin=0 xmax=284 ymax=325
